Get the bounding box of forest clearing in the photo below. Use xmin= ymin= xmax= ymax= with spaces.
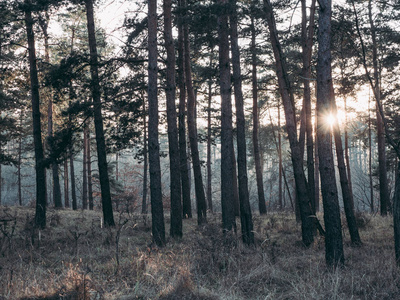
xmin=0 ymin=206 xmax=398 ymax=300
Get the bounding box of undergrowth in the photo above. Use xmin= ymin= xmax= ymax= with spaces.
xmin=0 ymin=206 xmax=398 ymax=299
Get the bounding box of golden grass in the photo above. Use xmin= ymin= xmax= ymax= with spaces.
xmin=0 ymin=206 xmax=399 ymax=299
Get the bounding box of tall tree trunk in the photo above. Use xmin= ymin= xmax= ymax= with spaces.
xmin=368 ymin=0 xmax=389 ymax=216
xmin=85 ymin=0 xmax=115 ymax=226
xmin=82 ymin=124 xmax=88 ymax=210
xmin=148 ymin=0 xmax=166 ymax=246
xmin=164 ymin=0 xmax=182 ymax=238
xmin=230 ymin=0 xmax=254 ymax=244
xmin=278 ymin=101 xmax=283 ymax=210
xmin=24 ymin=0 xmax=46 ymax=228
xmin=263 ymin=0 xmax=315 ymax=246
xmin=393 ymin=160 xmax=400 ymax=265
xmin=231 ymin=143 xmax=240 ymax=216
xmin=70 ymin=154 xmax=77 ymax=210
xmin=317 ymin=0 xmax=344 ymax=266
xmin=142 ymin=99 xmax=148 ymax=215
xmin=343 ymin=96 xmax=354 ymax=210
xmin=0 ymin=164 xmax=2 ymax=205
xmin=314 ymin=122 xmax=320 ymax=212
xmin=206 ymin=55 xmax=213 ymax=213
xmin=18 ymin=130 xmax=22 ymax=206
xmin=177 ymin=0 xmax=192 ymax=218
xmin=301 ymin=0 xmax=317 ymax=214
xmin=331 ymin=102 xmax=362 ymax=246
xmin=64 ymin=159 xmax=69 ymax=208
xmin=87 ymin=128 xmax=94 ymax=210
xmin=38 ymin=12 xmax=62 ymax=209
xmin=250 ymin=11 xmax=267 ymax=215
xmin=368 ymin=96 xmax=374 ymax=212
xmin=218 ymin=0 xmax=235 ymax=233
xmin=182 ymin=0 xmax=207 ymax=224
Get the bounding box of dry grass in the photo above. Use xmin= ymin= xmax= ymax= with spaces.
xmin=0 ymin=206 xmax=399 ymax=299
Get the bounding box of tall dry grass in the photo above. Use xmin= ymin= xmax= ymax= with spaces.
xmin=0 ymin=206 xmax=399 ymax=299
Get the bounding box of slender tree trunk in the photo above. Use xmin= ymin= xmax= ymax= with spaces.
xmin=230 ymin=0 xmax=254 ymax=244
xmin=148 ymin=0 xmax=166 ymax=246
xmin=38 ymin=12 xmax=63 ymax=209
xmin=301 ymin=0 xmax=317 ymax=214
xmin=314 ymin=122 xmax=320 ymax=212
xmin=82 ymin=125 xmax=88 ymax=210
xmin=317 ymin=0 xmax=344 ymax=266
xmin=368 ymin=0 xmax=389 ymax=216
xmin=231 ymin=144 xmax=240 ymax=216
xmin=85 ymin=0 xmax=115 ymax=226
xmin=218 ymin=0 xmax=235 ymax=233
xmin=164 ymin=0 xmax=182 ymax=238
xmin=206 ymin=55 xmax=213 ymax=213
xmin=343 ymin=96 xmax=354 ymax=210
xmin=393 ymin=160 xmax=400 ymax=265
xmin=70 ymin=154 xmax=77 ymax=210
xmin=24 ymin=0 xmax=46 ymax=228
xmin=278 ymin=101 xmax=283 ymax=210
xmin=331 ymin=101 xmax=362 ymax=246
xmin=368 ymin=96 xmax=374 ymax=213
xmin=250 ymin=11 xmax=267 ymax=215
xmin=18 ymin=130 xmax=22 ymax=206
xmin=177 ymin=0 xmax=192 ymax=218
xmin=142 ymin=99 xmax=148 ymax=215
xmin=263 ymin=0 xmax=315 ymax=246
xmin=183 ymin=0 xmax=207 ymax=224
xmin=87 ymin=128 xmax=94 ymax=210
xmin=64 ymin=159 xmax=69 ymax=208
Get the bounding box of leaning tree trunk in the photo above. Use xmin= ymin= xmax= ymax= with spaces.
xmin=230 ymin=0 xmax=254 ymax=244
xmin=332 ymin=101 xmax=362 ymax=246
xmin=250 ymin=11 xmax=267 ymax=215
xmin=218 ymin=0 xmax=235 ymax=233
xmin=164 ymin=0 xmax=182 ymax=238
xmin=263 ymin=0 xmax=315 ymax=246
xmin=148 ymin=0 xmax=166 ymax=246
xmin=317 ymin=0 xmax=344 ymax=267
xmin=85 ymin=0 xmax=115 ymax=226
xmin=177 ymin=0 xmax=192 ymax=218
xmin=24 ymin=0 xmax=47 ymax=228
xmin=182 ymin=0 xmax=207 ymax=224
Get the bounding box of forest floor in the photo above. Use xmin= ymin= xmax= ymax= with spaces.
xmin=0 ymin=206 xmax=399 ymax=300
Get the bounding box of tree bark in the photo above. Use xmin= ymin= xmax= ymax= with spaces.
xmin=230 ymin=0 xmax=254 ymax=244
xmin=263 ymin=0 xmax=315 ymax=246
xmin=183 ymin=0 xmax=207 ymax=224
xmin=24 ymin=0 xmax=47 ymax=228
xmin=164 ymin=0 xmax=182 ymax=238
xmin=142 ymin=98 xmax=148 ymax=215
xmin=206 ymin=54 xmax=213 ymax=213
xmin=317 ymin=0 xmax=344 ymax=266
xmin=218 ymin=0 xmax=235 ymax=233
xmin=393 ymin=160 xmax=400 ymax=265
xmin=85 ymin=0 xmax=114 ymax=226
xmin=148 ymin=0 xmax=166 ymax=246
xmin=64 ymin=159 xmax=69 ymax=208
xmin=87 ymin=128 xmax=94 ymax=210
xmin=82 ymin=125 xmax=88 ymax=210
xmin=301 ymin=0 xmax=317 ymax=214
xmin=250 ymin=10 xmax=267 ymax=215
xmin=177 ymin=0 xmax=192 ymax=218
xmin=70 ymin=154 xmax=77 ymax=210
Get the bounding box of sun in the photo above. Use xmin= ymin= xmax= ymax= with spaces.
xmin=326 ymin=113 xmax=336 ymax=127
